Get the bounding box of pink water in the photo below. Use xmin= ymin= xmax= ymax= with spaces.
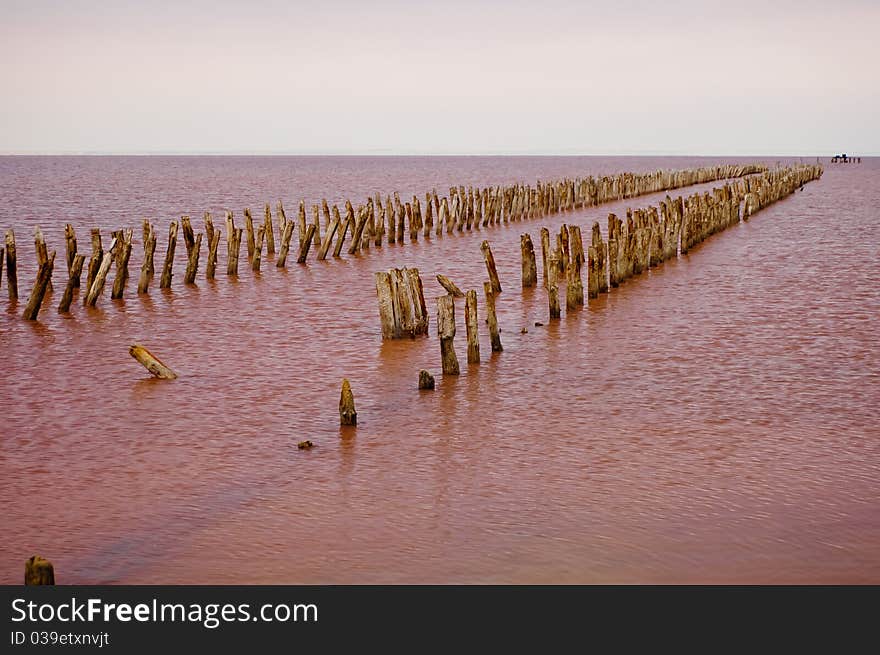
xmin=1 ymin=156 xmax=878 ymax=583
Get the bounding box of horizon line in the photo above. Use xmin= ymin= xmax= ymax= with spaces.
xmin=0 ymin=151 xmax=870 ymax=158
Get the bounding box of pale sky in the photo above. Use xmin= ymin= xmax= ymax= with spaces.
xmin=1 ymin=0 xmax=878 ymax=155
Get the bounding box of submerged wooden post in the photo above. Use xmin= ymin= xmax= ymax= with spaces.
xmin=138 ymin=226 xmax=157 ymax=294
xmin=129 ymin=344 xmax=178 ymax=379
xmin=64 ymin=224 xmax=78 ymax=287
xmin=226 ymin=211 xmax=243 ymax=276
xmin=297 ymin=224 xmax=316 ymax=263
xmin=85 ymin=237 xmax=118 ymax=306
xmin=58 ymin=253 xmax=85 ymax=313
xmin=5 ymin=229 xmax=17 ymax=300
xmin=276 ymin=218 xmax=296 ymax=267
xmin=264 ymin=203 xmax=275 ymax=255
xmin=110 ymin=229 xmax=133 ymax=299
xmin=375 ymin=271 xmax=397 ymax=339
xmin=465 ymin=289 xmax=480 ymax=364
xmin=25 ymin=556 xmax=55 ymax=585
xmin=251 ymin=225 xmax=264 ymax=272
xmin=484 ymin=281 xmax=503 ymax=352
xmin=418 ymin=369 xmax=435 ymax=390
xmin=339 ymin=378 xmax=357 ymax=426
xmin=481 ymin=240 xmax=502 ymax=293
xmin=547 ymin=250 xmax=561 ymax=320
xmin=540 ymin=227 xmax=550 ymax=288
xmin=184 ymin=232 xmax=203 ymax=283
xmin=407 ymin=267 xmax=429 ymax=335
xmin=159 ymin=222 xmax=178 ymax=289
xmin=244 ymin=208 xmax=255 ymax=263
xmin=205 ymin=227 xmax=220 ymax=279
xmin=436 ymin=274 xmax=465 ymax=297
xmin=437 ymin=294 xmax=460 ymax=375
xmin=316 ymin=206 xmax=340 ymax=260
xmin=180 ymin=216 xmax=195 ymax=258
xmin=34 ymin=227 xmax=52 ymax=292
xmin=521 ymin=233 xmax=537 ymax=288
xmin=22 ymin=250 xmax=55 ymax=320
xmin=85 ymin=229 xmax=102 ymax=293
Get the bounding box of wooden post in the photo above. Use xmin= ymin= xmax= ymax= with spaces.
xmin=312 ymin=205 xmax=323 ymax=249
xmin=484 ymin=281 xmax=503 ymax=352
xmin=226 ymin=212 xmax=242 ymax=276
xmin=180 ymin=216 xmax=195 ymax=258
xmin=548 ymin=250 xmax=561 ymax=320
xmin=34 ymin=227 xmax=52 ymax=292
xmin=436 ymin=274 xmax=465 ymax=297
xmin=138 ymin=227 xmax=157 ymax=294
xmin=58 ymin=253 xmax=85 ymax=313
xmin=276 ymin=201 xmax=288 ymax=241
xmin=347 ymin=208 xmax=369 ymax=255
xmin=264 ymin=203 xmax=275 ymax=255
xmin=159 ymin=222 xmax=178 ymax=289
xmin=540 ymin=227 xmax=550 ymax=288
xmin=111 ymin=229 xmax=133 ymax=299
xmin=437 ymin=294 xmax=460 ymax=375
xmin=521 ymin=233 xmax=537 ymax=288
xmin=185 ymin=232 xmax=203 ymax=282
xmin=206 ymin=226 xmax=221 ymax=279
xmin=317 ymin=205 xmax=341 ymax=260
xmin=375 ymin=271 xmax=397 ymax=339
xmin=481 ymin=240 xmax=502 ymax=293
xmin=244 ymin=209 xmax=255 ymax=263
xmin=276 ymin=218 xmax=295 ymax=267
xmin=85 ymin=237 xmax=118 ymax=306
xmin=251 ymin=225 xmax=264 ymax=272
xmin=339 ymin=378 xmax=357 ymax=426
xmin=64 ymin=224 xmax=78 ymax=286
xmin=5 ymin=229 xmax=17 ymax=300
xmin=465 ymin=289 xmax=480 ymax=364
xmin=297 ymin=201 xmax=307 ymax=249
xmin=22 ymin=250 xmax=55 ymax=320
xmin=25 ymin=556 xmax=55 ymax=585
xmin=296 ymin=224 xmax=316 ymax=263
xmin=129 ymin=344 xmax=178 ymax=379
xmin=407 ymin=268 xmax=429 ymax=335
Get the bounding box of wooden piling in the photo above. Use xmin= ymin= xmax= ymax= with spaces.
xmin=111 ymin=229 xmax=133 ymax=299
xmin=297 ymin=224 xmax=316 ymax=263
xmin=548 ymin=250 xmax=561 ymax=320
xmin=251 ymin=225 xmax=264 ymax=272
xmin=138 ymin=227 xmax=157 ymax=294
xmin=276 ymin=217 xmax=296 ymax=267
xmin=226 ymin=212 xmax=243 ymax=276
xmin=312 ymin=205 xmax=323 ymax=249
xmin=22 ymin=250 xmax=55 ymax=320
xmin=540 ymin=227 xmax=550 ymax=288
xmin=206 ymin=226 xmax=221 ymax=279
xmin=64 ymin=224 xmax=78 ymax=287
xmin=184 ymin=232 xmax=203 ymax=282
xmin=339 ymin=378 xmax=357 ymax=426
xmin=85 ymin=237 xmax=118 ymax=306
xmin=419 ymin=369 xmax=435 ymax=390
xmin=437 ymin=294 xmax=460 ymax=375
xmin=375 ymin=271 xmax=397 ymax=340
xmin=5 ymin=229 xmax=17 ymax=300
xmin=347 ymin=208 xmax=369 ymax=255
xmin=436 ymin=274 xmax=465 ymax=297
xmin=407 ymin=267 xmax=429 ymax=336
xmin=484 ymin=281 xmax=503 ymax=352
xmin=34 ymin=227 xmax=52 ymax=292
xmin=244 ymin=209 xmax=255 ymax=263
xmin=521 ymin=233 xmax=537 ymax=288
xmin=129 ymin=344 xmax=178 ymax=379
xmin=481 ymin=240 xmax=502 ymax=293
xmin=465 ymin=289 xmax=480 ymax=364
xmin=58 ymin=253 xmax=85 ymax=313
xmin=264 ymin=203 xmax=275 ymax=255
xmin=25 ymin=556 xmax=55 ymax=585
xmin=180 ymin=216 xmax=195 ymax=258
xmin=317 ymin=206 xmax=340 ymax=260
xmin=159 ymin=222 xmax=178 ymax=289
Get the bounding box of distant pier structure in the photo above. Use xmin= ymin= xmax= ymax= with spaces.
xmin=831 ymin=153 xmax=861 ymax=163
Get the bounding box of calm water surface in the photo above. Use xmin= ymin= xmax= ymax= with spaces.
xmin=1 ymin=156 xmax=877 ymax=583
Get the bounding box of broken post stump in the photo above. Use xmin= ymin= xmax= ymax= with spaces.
xmin=184 ymin=232 xmax=203 ymax=283
xmin=296 ymin=224 xmax=316 ymax=263
xmin=339 ymin=378 xmax=357 ymax=426
xmin=206 ymin=227 xmax=221 ymax=279
xmin=437 ymin=294 xmax=460 ymax=375
xmin=5 ymin=229 xmax=17 ymax=300
xmin=129 ymin=344 xmax=178 ymax=379
xmin=419 ymin=369 xmax=435 ymax=390
xmin=110 ymin=229 xmax=133 ymax=299
xmin=521 ymin=233 xmax=537 ymax=288
xmin=58 ymin=253 xmax=85 ymax=313
xmin=138 ymin=227 xmax=157 ymax=294
xmin=84 ymin=237 xmax=117 ymax=307
xmin=436 ymin=274 xmax=465 ymax=297
xmin=25 ymin=556 xmax=55 ymax=585
xmin=86 ymin=229 xmax=102 ymax=293
xmin=159 ymin=222 xmax=178 ymax=289
xmin=64 ymin=224 xmax=78 ymax=287
xmin=548 ymin=250 xmax=561 ymax=320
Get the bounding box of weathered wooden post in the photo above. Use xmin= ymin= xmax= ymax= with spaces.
xmin=277 ymin=217 xmax=296 ymax=267
xmin=339 ymin=378 xmax=357 ymax=426
xmin=111 ymin=229 xmax=133 ymax=299
xmin=205 ymin=227 xmax=220 ymax=279
xmin=465 ymin=289 xmax=480 ymax=364
xmin=244 ymin=208 xmax=255 ymax=263
xmin=312 ymin=205 xmax=323 ymax=249
xmin=85 ymin=237 xmax=118 ymax=306
xmin=548 ymin=250 xmax=561 ymax=320
xmin=484 ymin=281 xmax=503 ymax=352
xmin=5 ymin=229 xmax=18 ymax=300
xmin=375 ymin=271 xmax=397 ymax=339
xmin=34 ymin=227 xmax=52 ymax=292
xmin=297 ymin=201 xmax=307 ymax=249
xmin=58 ymin=253 xmax=85 ymax=313
xmin=297 ymin=224 xmax=316 ymax=263
xmin=437 ymin=294 xmax=460 ymax=375
xmin=64 ymin=224 xmax=78 ymax=287
xmin=521 ymin=233 xmax=537 ymax=288
xmin=22 ymin=250 xmax=55 ymax=320
xmin=180 ymin=216 xmax=195 ymax=259
xmin=25 ymin=556 xmax=55 ymax=585
xmin=184 ymin=232 xmax=203 ymax=282
xmin=138 ymin=226 xmax=157 ymax=294
xmin=264 ymin=203 xmax=275 ymax=255
xmin=407 ymin=268 xmax=429 ymax=336
xmin=347 ymin=208 xmax=369 ymax=255
xmin=226 ymin=212 xmax=243 ymax=276
xmin=540 ymin=227 xmax=550 ymax=288
xmin=251 ymin=225 xmax=264 ymax=272
xmin=317 ymin=206 xmax=341 ymax=260
xmin=481 ymin=240 xmax=502 ymax=293
xmin=129 ymin=344 xmax=178 ymax=379
xmin=159 ymin=222 xmax=178 ymax=289
xmin=436 ymin=274 xmax=465 ymax=297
